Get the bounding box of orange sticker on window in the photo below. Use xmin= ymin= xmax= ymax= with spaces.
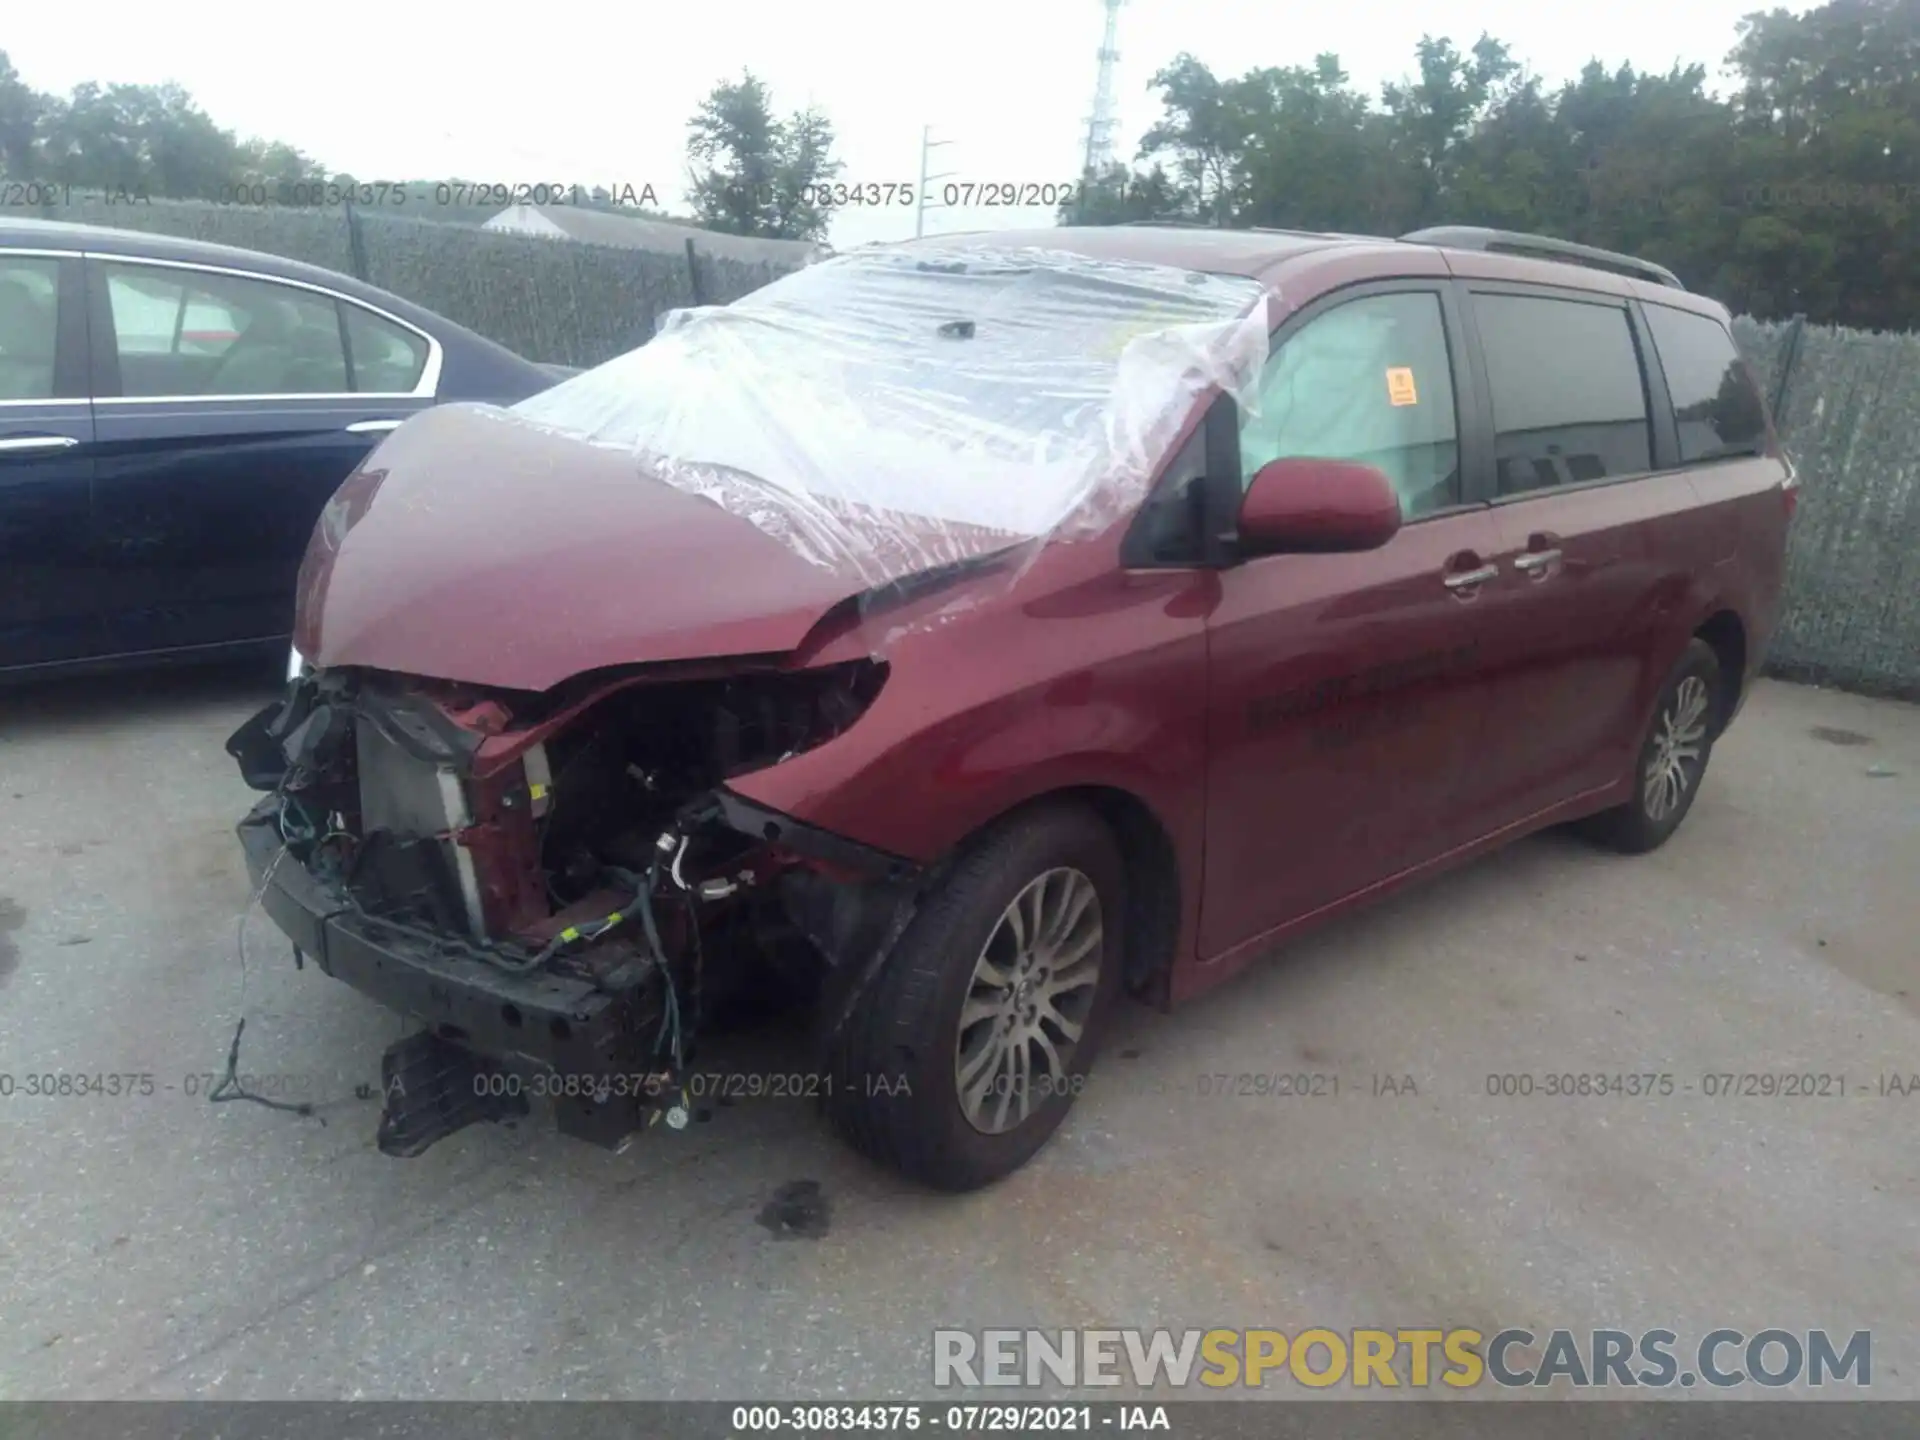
xmin=1386 ymin=367 xmax=1419 ymax=406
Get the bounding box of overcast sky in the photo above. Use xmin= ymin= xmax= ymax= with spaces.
xmin=9 ymin=0 xmax=1763 ymax=249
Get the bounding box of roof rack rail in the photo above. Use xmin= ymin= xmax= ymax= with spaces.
xmin=1399 ymin=226 xmax=1684 ymax=290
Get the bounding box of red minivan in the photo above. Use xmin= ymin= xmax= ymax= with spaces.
xmin=230 ymin=224 xmax=1794 ymax=1189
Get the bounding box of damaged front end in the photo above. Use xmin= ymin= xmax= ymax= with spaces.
xmin=227 ymin=657 xmax=918 ymax=1157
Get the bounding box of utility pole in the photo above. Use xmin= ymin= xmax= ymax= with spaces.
xmin=915 ymin=125 xmax=958 ymax=239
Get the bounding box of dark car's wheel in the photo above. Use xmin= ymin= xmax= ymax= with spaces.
xmin=1580 ymin=639 xmax=1723 ymax=854
xmin=825 ymin=802 xmax=1126 ymax=1191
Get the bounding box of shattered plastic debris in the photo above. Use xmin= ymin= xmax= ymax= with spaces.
xmin=510 ymin=246 xmax=1270 ymax=592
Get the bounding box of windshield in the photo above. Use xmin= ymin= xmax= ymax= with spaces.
xmin=511 ymin=246 xmax=1268 ymax=582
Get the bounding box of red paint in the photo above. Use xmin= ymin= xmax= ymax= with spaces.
xmin=294 ymin=404 xmax=964 ymax=692
xmin=1239 ymin=457 xmax=1403 ymax=554
xmin=293 ymin=229 xmax=1791 ymax=1007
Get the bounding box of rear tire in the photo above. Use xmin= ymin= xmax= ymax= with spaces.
xmin=824 ymin=801 xmax=1126 ymax=1191
xmin=1579 ymin=639 xmax=1722 ymax=854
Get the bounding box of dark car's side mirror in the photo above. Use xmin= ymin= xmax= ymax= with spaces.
xmin=1236 ymin=457 xmax=1403 ymax=556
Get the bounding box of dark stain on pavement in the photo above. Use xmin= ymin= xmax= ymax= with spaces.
xmin=757 ymin=1179 xmax=831 ymax=1240
xmin=0 ymin=896 xmax=24 ymax=985
xmin=1810 ymin=726 xmax=1874 ymax=746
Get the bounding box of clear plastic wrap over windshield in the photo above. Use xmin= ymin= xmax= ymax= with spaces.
xmin=510 ymin=247 xmax=1270 ymax=588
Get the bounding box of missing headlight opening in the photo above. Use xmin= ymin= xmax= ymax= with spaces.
xmin=227 ymin=656 xmax=912 ymax=1158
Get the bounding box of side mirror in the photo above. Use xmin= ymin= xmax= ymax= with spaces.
xmin=1237 ymin=457 xmax=1403 ymax=556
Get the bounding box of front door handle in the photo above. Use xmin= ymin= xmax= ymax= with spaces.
xmin=1513 ymin=548 xmax=1563 ymax=575
xmin=1442 ymin=562 xmax=1500 ymax=592
xmin=345 ymin=418 xmax=404 ymax=434
xmin=0 ymin=434 xmax=80 ymax=453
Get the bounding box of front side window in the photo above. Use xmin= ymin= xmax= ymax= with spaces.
xmin=0 ymin=256 xmax=60 ymax=400
xmin=102 ymin=263 xmax=348 ymax=397
xmin=1644 ymin=304 xmax=1768 ymax=462
xmin=1475 ymin=292 xmax=1651 ymax=495
xmin=1239 ymin=291 xmax=1461 ymax=520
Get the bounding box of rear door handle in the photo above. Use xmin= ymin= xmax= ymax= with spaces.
xmin=345 ymin=418 xmax=404 ymax=434
xmin=0 ymin=434 xmax=80 ymax=453
xmin=1513 ymin=548 xmax=1563 ymax=575
xmin=1442 ymin=562 xmax=1500 ymax=591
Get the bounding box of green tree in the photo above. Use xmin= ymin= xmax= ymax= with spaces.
xmin=1720 ymin=0 xmax=1920 ymax=325
xmin=1381 ymin=35 xmax=1521 ymax=226
xmin=1445 ymin=74 xmax=1579 ymax=232
xmin=1234 ymin=55 xmax=1402 ymax=234
xmin=1054 ymin=8 xmax=1920 ymax=329
xmin=235 ymin=139 xmax=328 ymax=189
xmin=37 ymin=81 xmax=246 ymax=197
xmin=0 ymin=61 xmax=342 ymax=201
xmin=1064 ymin=160 xmax=1186 ymax=223
xmin=0 ymin=52 xmax=45 ymax=179
xmin=1134 ymin=54 xmax=1253 ymax=224
xmin=686 ymin=71 xmax=842 ymax=241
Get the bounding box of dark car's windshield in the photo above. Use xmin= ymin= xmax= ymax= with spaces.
xmin=511 ymin=247 xmax=1266 ymax=577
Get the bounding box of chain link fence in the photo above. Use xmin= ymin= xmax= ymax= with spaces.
xmin=1735 ymin=317 xmax=1920 ymax=700
xmin=42 ymin=197 xmax=796 ymax=368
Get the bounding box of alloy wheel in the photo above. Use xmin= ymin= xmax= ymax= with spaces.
xmin=1643 ymin=675 xmax=1711 ymax=821
xmin=953 ymin=867 xmax=1104 ymax=1134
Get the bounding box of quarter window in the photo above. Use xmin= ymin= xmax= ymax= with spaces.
xmin=102 ymin=263 xmax=348 ymax=397
xmin=0 ymin=257 xmax=60 ymax=400
xmin=1644 ymin=304 xmax=1767 ymax=462
xmin=1474 ymin=293 xmax=1651 ymax=495
xmin=343 ymin=304 xmax=429 ymax=393
xmin=1240 ymin=291 xmax=1461 ymax=519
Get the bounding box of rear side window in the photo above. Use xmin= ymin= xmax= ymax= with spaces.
xmin=343 ymin=304 xmax=429 ymax=393
xmin=1474 ymin=293 xmax=1651 ymax=495
xmin=101 ymin=262 xmax=348 ymax=397
xmin=0 ymin=256 xmax=60 ymax=400
xmin=1644 ymin=304 xmax=1767 ymax=462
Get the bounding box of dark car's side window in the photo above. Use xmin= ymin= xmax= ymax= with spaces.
xmin=1475 ymin=293 xmax=1652 ymax=496
xmin=343 ymin=304 xmax=429 ymax=393
xmin=102 ymin=262 xmax=349 ymax=398
xmin=1643 ymin=304 xmax=1768 ymax=463
xmin=0 ymin=256 xmax=61 ymax=400
xmin=1239 ymin=291 xmax=1461 ymax=520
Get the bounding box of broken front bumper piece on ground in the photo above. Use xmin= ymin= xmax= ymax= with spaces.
xmin=228 ymin=664 xmax=920 ymax=1158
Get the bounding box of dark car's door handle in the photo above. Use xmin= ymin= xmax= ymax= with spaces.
xmin=344 ymin=419 xmax=404 ymax=434
xmin=0 ymin=434 xmax=81 ymax=453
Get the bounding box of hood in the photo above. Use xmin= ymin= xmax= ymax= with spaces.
xmin=294 ymin=404 xmax=948 ymax=692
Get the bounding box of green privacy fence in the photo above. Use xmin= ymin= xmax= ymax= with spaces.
xmin=39 ymin=196 xmax=796 ymax=368
xmin=1734 ymin=318 xmax=1920 ymax=701
xmin=22 ymin=198 xmax=1920 ymax=699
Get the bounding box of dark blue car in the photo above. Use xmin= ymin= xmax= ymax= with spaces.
xmin=0 ymin=217 xmax=559 ymax=677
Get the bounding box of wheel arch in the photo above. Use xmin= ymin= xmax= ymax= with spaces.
xmin=1693 ymin=608 xmax=1749 ymax=734
xmin=962 ymin=783 xmax=1185 ymax=1010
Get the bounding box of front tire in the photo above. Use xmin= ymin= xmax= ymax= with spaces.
xmin=825 ymin=801 xmax=1126 ymax=1191
xmin=1580 ymin=638 xmax=1722 ymax=854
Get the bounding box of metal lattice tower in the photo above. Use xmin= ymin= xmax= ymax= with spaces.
xmin=1081 ymin=0 xmax=1126 ymax=176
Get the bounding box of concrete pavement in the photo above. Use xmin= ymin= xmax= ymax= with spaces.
xmin=0 ymin=666 xmax=1914 ymax=1400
